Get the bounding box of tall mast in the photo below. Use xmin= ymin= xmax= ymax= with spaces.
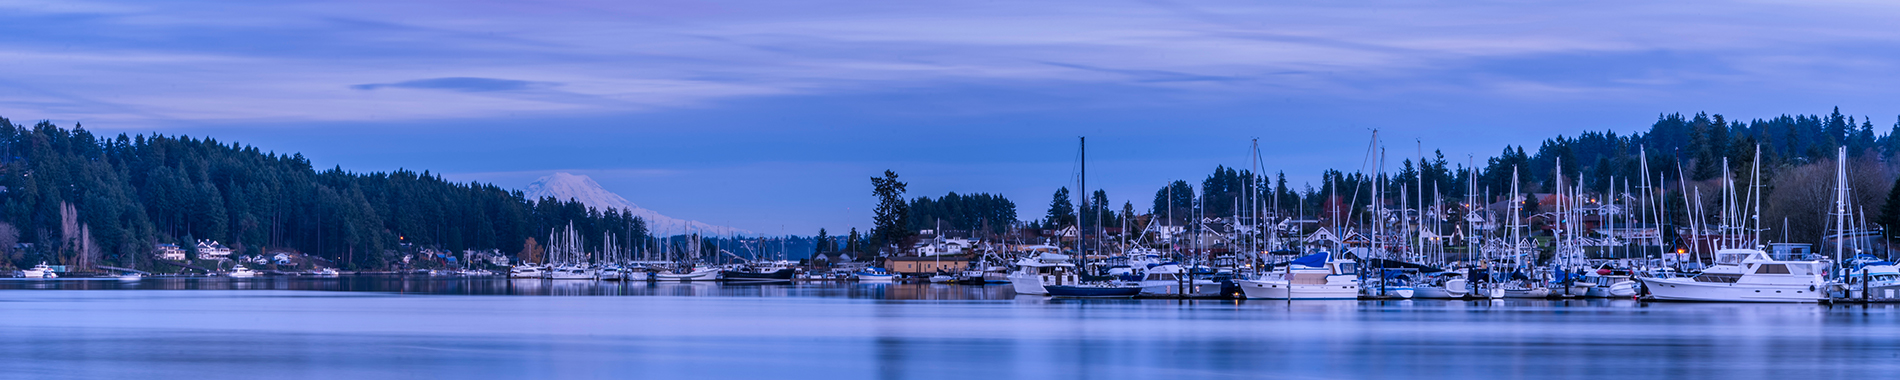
xmin=1835 ymin=146 xmax=1848 ymax=268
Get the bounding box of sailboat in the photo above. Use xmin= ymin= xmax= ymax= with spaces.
xmin=1637 ymin=147 xmax=1829 ymax=302
xmin=1043 ymin=137 xmax=1141 ymax=298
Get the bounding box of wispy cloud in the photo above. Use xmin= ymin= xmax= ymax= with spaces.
xmin=6 ymin=0 xmax=1896 ymax=127
xmin=351 ymin=77 xmax=556 ymax=92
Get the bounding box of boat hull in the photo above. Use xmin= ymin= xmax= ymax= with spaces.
xmin=1503 ymin=288 xmax=1549 ymax=298
xmin=1045 ymin=285 xmax=1141 ymax=298
xmin=1237 ymin=280 xmax=1359 ymax=300
xmin=723 ymin=269 xmax=795 ymax=281
xmin=1139 ymin=280 xmax=1224 ymax=297
xmin=656 ymin=269 xmax=721 ymax=282
xmin=1413 ymin=282 xmax=1469 ymax=299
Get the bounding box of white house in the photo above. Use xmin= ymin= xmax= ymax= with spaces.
xmin=154 ymin=243 xmax=186 ymax=261
xmin=195 ymin=240 xmax=232 ymax=260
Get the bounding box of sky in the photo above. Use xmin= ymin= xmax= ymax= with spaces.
xmin=4 ymin=0 xmax=1900 ymax=233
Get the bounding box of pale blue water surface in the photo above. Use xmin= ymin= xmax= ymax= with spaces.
xmin=2 ymin=277 xmax=1897 ymax=379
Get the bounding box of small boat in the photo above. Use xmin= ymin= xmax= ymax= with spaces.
xmin=547 ymin=266 xmax=595 ymax=280
xmin=1045 ymin=283 xmax=1142 ymax=298
xmin=116 ymin=273 xmax=143 ymax=281
xmin=508 ymin=266 xmax=544 ymax=279
xmin=1581 ymin=268 xmax=1638 ymax=298
xmin=723 ymin=268 xmax=796 ymax=282
xmin=1413 ymin=274 xmax=1469 ymax=299
xmin=928 ymin=271 xmax=956 ymax=283
xmin=21 ymin=262 xmax=57 ymax=279
xmin=854 ymin=267 xmax=896 ymax=282
xmin=1502 ymin=285 xmax=1550 ymax=298
xmin=227 ymin=265 xmax=258 ymax=278
xmin=656 ymin=267 xmax=722 ymax=282
xmin=313 ymin=268 xmax=341 ymax=277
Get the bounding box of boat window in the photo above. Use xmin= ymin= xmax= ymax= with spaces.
xmin=1755 ymin=264 xmax=1790 ymax=274
xmin=1335 ymin=263 xmax=1357 ymax=273
xmin=1715 ymin=254 xmax=1748 ymax=265
xmin=1785 ymin=264 xmax=1814 ymax=276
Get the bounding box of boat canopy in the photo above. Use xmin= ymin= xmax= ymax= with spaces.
xmin=1290 ymin=252 xmax=1329 ymax=268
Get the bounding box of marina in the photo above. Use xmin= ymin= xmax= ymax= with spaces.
xmin=4 ymin=278 xmax=1900 ymax=380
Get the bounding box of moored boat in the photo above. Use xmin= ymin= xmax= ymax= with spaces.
xmin=1006 ymin=253 xmax=1077 ymax=295
xmin=1637 ymin=248 xmax=1825 ymax=302
xmin=21 ymin=262 xmax=57 ymax=279
xmin=1045 ymin=283 xmax=1142 ymax=298
xmin=1239 ymin=252 xmax=1360 ymax=300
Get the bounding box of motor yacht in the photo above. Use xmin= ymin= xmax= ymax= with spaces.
xmin=21 ymin=262 xmax=57 ymax=279
xmin=227 ymin=265 xmax=258 ymax=278
xmin=1238 ymin=252 xmax=1360 ymax=300
xmin=1637 ymin=248 xmax=1826 ymax=302
xmin=508 ymin=265 xmax=544 ymax=279
xmin=1006 ymin=253 xmax=1078 ymax=295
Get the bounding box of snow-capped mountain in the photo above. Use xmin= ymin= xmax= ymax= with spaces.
xmin=522 ymin=172 xmax=749 ymax=236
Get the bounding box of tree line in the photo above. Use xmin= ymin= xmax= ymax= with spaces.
xmin=0 ymin=118 xmax=649 ymax=271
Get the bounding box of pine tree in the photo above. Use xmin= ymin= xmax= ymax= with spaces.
xmin=1045 ymin=187 xmax=1076 ymax=230
xmin=869 ymin=170 xmax=910 ymax=254
xmin=813 ymin=228 xmax=831 ymax=255
xmin=1879 ymin=178 xmax=1900 ymax=233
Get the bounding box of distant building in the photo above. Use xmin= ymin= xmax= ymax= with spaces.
xmin=154 ymin=243 xmax=186 ymax=261
xmin=883 ymin=255 xmax=971 ymax=276
xmin=195 ymin=240 xmax=232 ymax=260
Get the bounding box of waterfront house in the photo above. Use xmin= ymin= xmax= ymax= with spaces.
xmin=195 ymin=240 xmax=232 ymax=260
xmin=154 ymin=243 xmax=186 ymax=261
xmin=884 ymin=254 xmax=971 ymax=276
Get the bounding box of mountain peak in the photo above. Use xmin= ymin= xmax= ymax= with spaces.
xmin=521 ymin=172 xmax=748 ymax=236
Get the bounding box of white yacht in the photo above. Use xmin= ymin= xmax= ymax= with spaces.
xmin=1637 ymin=248 xmax=1826 ymax=302
xmin=21 ymin=262 xmax=57 ymax=279
xmin=655 ymin=267 xmax=722 ymax=282
xmin=1238 ymin=252 xmax=1360 ymax=300
xmin=314 ymin=268 xmax=341 ymax=277
xmin=508 ymin=265 xmax=545 ymax=279
xmin=547 ymin=265 xmax=596 ymax=280
xmin=227 ymin=265 xmax=258 ymax=278
xmin=1137 ymin=262 xmax=1222 ymax=297
xmin=1006 ymin=253 xmax=1078 ymax=295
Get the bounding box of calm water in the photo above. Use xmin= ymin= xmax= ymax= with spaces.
xmin=2 ymin=277 xmax=1898 ymax=379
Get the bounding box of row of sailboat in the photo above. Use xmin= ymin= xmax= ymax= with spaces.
xmin=1003 ymin=135 xmax=1878 ymax=303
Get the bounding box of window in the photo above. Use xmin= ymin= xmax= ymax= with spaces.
xmin=1755 ymin=264 xmax=1790 ymax=274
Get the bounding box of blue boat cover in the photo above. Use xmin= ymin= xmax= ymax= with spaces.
xmin=1291 ymin=252 xmax=1328 ymax=267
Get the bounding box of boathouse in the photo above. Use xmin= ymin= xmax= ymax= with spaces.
xmin=883 ymin=254 xmax=971 ymax=276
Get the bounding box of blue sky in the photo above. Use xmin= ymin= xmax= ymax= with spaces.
xmin=4 ymin=0 xmax=1899 ymax=233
